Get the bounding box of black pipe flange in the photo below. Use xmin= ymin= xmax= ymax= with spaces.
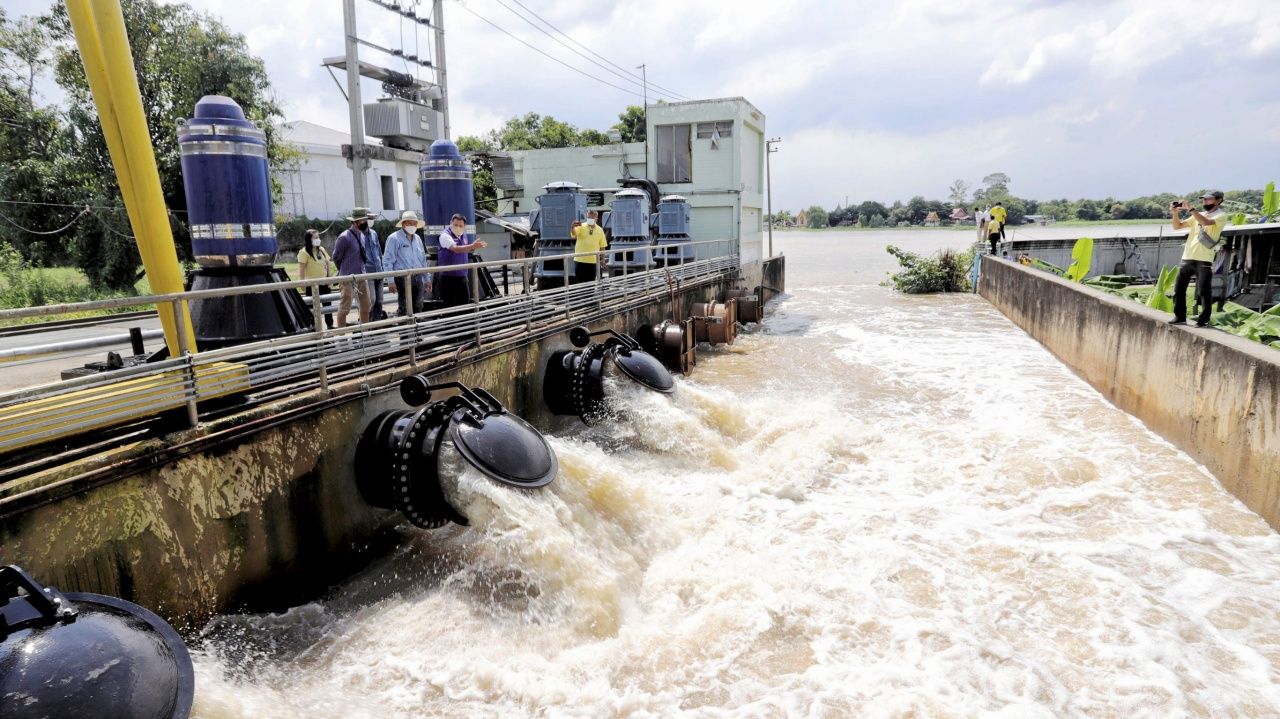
xmin=544 ymin=326 xmax=675 ymax=423
xmin=356 ymin=379 xmax=557 ymax=529
xmin=0 ymin=565 xmax=194 ymax=719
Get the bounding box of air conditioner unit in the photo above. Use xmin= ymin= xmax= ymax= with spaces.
xmin=363 ymin=97 xmax=443 ymax=150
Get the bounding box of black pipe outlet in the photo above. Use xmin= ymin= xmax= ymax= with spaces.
xmin=543 ymin=326 xmax=675 ymax=423
xmin=0 ymin=565 xmax=194 ymax=719
xmin=355 ymin=379 xmax=557 ymax=529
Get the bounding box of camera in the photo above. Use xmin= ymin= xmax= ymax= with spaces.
xmin=1170 ymin=200 xmax=1184 ymax=209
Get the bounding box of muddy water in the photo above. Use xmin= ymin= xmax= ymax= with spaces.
xmin=192 ymin=228 xmax=1280 ymax=718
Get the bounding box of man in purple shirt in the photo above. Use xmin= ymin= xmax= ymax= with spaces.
xmin=332 ymin=207 xmax=375 ymax=326
xmin=437 ymin=213 xmax=487 ymax=307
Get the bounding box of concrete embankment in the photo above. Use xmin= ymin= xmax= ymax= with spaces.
xmin=0 ymin=260 xmax=775 ymax=629
xmin=979 ymin=256 xmax=1280 ymax=529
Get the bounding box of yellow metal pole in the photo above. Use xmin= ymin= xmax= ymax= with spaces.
xmin=65 ymin=0 xmax=194 ymax=355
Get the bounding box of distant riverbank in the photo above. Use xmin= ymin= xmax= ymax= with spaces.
xmin=776 ymin=218 xmax=1171 ymax=233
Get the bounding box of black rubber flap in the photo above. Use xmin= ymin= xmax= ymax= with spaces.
xmin=449 ymin=412 xmax=557 ymax=488
xmin=613 ymin=349 xmax=675 ymax=393
xmin=1 ymin=593 xmax=194 ymax=719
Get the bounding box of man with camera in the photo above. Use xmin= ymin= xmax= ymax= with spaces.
xmin=1169 ymin=190 xmax=1229 ymax=327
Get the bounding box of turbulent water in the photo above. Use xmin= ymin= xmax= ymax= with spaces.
xmin=192 ymin=228 xmax=1280 ymax=718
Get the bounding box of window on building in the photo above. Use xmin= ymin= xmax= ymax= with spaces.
xmin=396 ymin=178 xmax=406 ymax=211
xmin=380 ymin=175 xmax=395 ymax=211
xmin=655 ymin=124 xmax=692 ymax=183
xmin=695 ymin=121 xmax=733 ymax=139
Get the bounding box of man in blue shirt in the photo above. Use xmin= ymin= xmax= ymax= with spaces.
xmin=332 ymin=207 xmax=374 ymax=326
xmin=357 ymin=210 xmax=385 ymax=319
xmin=383 ymin=210 xmax=429 ymax=315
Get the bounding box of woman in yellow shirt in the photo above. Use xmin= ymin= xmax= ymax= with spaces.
xmin=297 ymin=229 xmax=335 ymax=329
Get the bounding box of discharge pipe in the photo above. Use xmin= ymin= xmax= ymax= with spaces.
xmin=543 ymin=326 xmax=675 ymax=423
xmin=355 ymin=378 xmax=557 ymax=528
xmin=0 ymin=565 xmax=194 ymax=719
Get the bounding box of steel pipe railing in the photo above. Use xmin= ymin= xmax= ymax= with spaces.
xmin=0 ymin=239 xmax=737 ymax=455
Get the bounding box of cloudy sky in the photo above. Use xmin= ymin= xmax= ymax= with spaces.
xmin=11 ymin=0 xmax=1280 ymax=211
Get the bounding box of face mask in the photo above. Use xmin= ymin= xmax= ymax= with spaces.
xmin=586 ymin=218 xmax=596 ymax=226
xmin=1203 ymin=203 xmax=1216 ymax=212
xmin=357 ymin=221 xmax=369 ymax=232
xmin=311 ymin=238 xmax=321 ymax=247
xmin=405 ymin=225 xmax=417 ymax=234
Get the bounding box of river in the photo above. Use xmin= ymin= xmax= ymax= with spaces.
xmin=191 ymin=227 xmax=1280 ymax=718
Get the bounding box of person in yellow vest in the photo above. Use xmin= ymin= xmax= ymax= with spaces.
xmin=1169 ymin=190 xmax=1229 ymax=326
xmin=296 ymin=229 xmax=335 ymax=329
xmin=991 ymin=202 xmax=1008 ymax=241
xmin=571 ymin=210 xmax=608 ymax=283
xmin=986 ymin=217 xmax=1003 ymax=255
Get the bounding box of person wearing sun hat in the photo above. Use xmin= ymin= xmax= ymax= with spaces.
xmin=383 ymin=210 xmax=429 ymax=315
xmin=332 ymin=207 xmax=376 ymax=326
xmin=1169 ymin=189 xmax=1229 ymax=327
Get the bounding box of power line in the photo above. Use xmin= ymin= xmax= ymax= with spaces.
xmin=0 ymin=206 xmax=90 ymax=236
xmin=492 ymin=0 xmax=685 ymax=102
xmin=508 ymin=0 xmax=690 ymax=101
xmin=451 ymin=2 xmax=647 ymax=97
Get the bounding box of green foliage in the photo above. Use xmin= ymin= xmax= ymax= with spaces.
xmin=804 ymin=205 xmax=828 ymax=229
xmin=0 ymin=243 xmax=109 ymax=309
xmin=1145 ymin=265 xmax=1177 ymax=312
xmin=612 ymin=105 xmax=645 ymax=143
xmin=884 ymin=244 xmax=973 ymax=293
xmin=1064 ymin=237 xmax=1094 ymax=282
xmin=947 ymin=179 xmax=970 ymax=207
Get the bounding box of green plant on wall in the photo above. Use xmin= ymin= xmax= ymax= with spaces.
xmin=1145 ymin=265 xmax=1177 ymax=312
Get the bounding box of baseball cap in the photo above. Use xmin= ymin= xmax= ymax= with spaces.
xmin=1201 ymin=190 xmax=1224 ymax=200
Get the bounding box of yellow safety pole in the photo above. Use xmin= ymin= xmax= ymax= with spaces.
xmin=65 ymin=0 xmax=194 ymax=355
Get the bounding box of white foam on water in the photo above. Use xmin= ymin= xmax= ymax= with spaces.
xmin=191 ymin=247 xmax=1280 ymax=718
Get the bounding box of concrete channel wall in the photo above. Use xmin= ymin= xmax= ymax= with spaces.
xmin=978 ymin=257 xmax=1280 ymax=529
xmin=0 ymin=267 xmax=764 ymax=629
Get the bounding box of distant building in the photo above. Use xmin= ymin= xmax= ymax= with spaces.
xmin=273 ymin=120 xmax=421 ymax=221
xmin=949 ymin=207 xmax=969 ymax=222
xmin=923 ymin=211 xmax=941 ymax=226
xmin=796 ymin=209 xmax=808 ymax=227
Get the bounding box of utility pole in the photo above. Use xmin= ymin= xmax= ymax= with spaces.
xmin=766 ymin=137 xmax=781 ymax=257
xmin=636 ymin=63 xmax=647 ymax=179
xmin=342 ymin=0 xmax=368 ymax=207
xmin=433 ymin=0 xmax=450 ymax=139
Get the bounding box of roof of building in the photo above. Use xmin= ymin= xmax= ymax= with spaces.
xmin=281 ymin=120 xmax=379 ymax=148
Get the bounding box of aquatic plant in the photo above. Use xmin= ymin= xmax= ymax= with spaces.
xmin=1144 ymin=265 xmax=1178 ymax=313
xmin=884 ymin=245 xmax=974 ymax=293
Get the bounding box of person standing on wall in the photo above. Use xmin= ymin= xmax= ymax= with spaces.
xmin=991 ymin=202 xmax=1008 ymax=241
xmin=437 ymin=213 xmax=487 ymax=307
xmin=356 ymin=210 xmax=386 ymax=320
xmin=383 ymin=210 xmax=429 ymax=316
xmin=296 ymin=229 xmax=334 ymax=329
xmin=1169 ymin=190 xmax=1229 ymax=327
xmin=973 ymin=206 xmax=983 ymax=242
xmin=987 ymin=214 xmax=1003 ymax=255
xmin=333 ymin=208 xmax=373 ymax=327
xmin=571 ymin=210 xmax=608 ymax=283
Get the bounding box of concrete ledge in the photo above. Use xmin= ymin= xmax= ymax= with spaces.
xmin=979 ymin=256 xmax=1280 ymax=529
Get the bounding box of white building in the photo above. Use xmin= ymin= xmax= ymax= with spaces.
xmin=274 ymin=120 xmax=421 ymax=221
xmin=491 ymin=97 xmax=767 ymax=282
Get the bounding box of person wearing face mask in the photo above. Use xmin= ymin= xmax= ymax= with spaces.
xmin=1169 ymin=190 xmax=1229 ymax=327
xmin=571 ymin=210 xmax=608 ymax=283
xmin=437 ymin=213 xmax=487 ymax=307
xmin=296 ymin=229 xmax=334 ymax=329
xmin=332 ymin=207 xmax=374 ymax=326
xmin=383 ymin=210 xmax=429 ymax=315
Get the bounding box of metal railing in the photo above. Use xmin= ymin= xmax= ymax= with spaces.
xmin=0 ymin=239 xmax=738 ymax=456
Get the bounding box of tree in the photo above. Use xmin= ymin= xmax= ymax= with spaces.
xmin=805 ymin=205 xmax=828 ymax=229
xmin=980 ymin=172 xmax=1011 ymax=196
xmin=854 ymin=200 xmax=888 ymax=226
xmin=456 ymin=134 xmax=497 ymax=211
xmin=612 ymin=105 xmax=645 ymax=142
xmin=947 ymin=179 xmax=970 ymax=207
xmin=0 ymin=9 xmax=73 ymax=265
xmin=906 ymin=195 xmax=929 ymax=224
xmin=488 ymin=112 xmax=608 ymax=151
xmin=44 ymin=0 xmax=289 ymax=290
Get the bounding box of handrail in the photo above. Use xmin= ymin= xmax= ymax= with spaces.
xmin=0 ymin=238 xmax=731 ymax=321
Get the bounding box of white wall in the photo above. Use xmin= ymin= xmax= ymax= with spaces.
xmin=275 ymin=143 xmax=421 ymax=222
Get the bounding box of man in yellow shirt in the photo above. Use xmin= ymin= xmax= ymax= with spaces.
xmin=571 ymin=210 xmax=608 ymax=283
xmin=1169 ymin=190 xmax=1229 ymax=326
xmin=991 ymin=202 xmax=1008 ymax=240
